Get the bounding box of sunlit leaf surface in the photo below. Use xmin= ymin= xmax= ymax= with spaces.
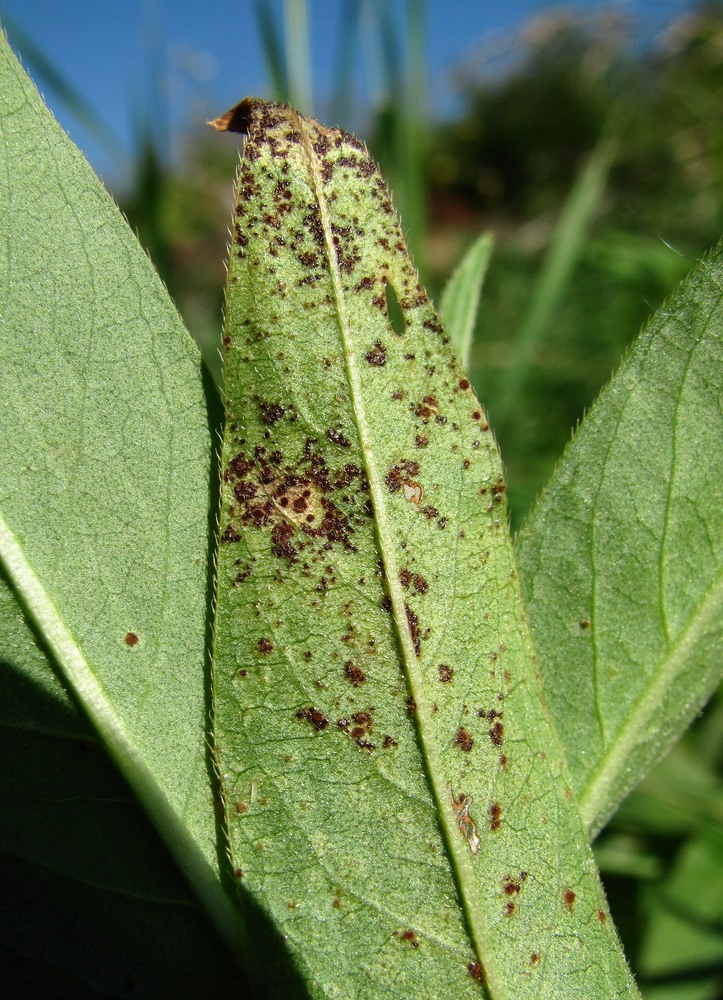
xmin=213 ymin=98 xmax=638 ymax=998
xmin=517 ymin=245 xmax=723 ymax=838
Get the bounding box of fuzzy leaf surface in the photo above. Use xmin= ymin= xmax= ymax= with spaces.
xmin=516 ymin=244 xmax=723 ymax=838
xmin=213 ymin=98 xmax=638 ymax=999
xmin=0 ymin=34 xmax=239 ymax=960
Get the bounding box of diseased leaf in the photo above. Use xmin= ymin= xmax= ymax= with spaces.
xmin=516 ymin=244 xmax=723 ymax=838
xmin=213 ymin=98 xmax=638 ymax=998
xmin=0 ymin=35 xmax=241 ymax=965
xmin=439 ymin=231 xmax=493 ymax=370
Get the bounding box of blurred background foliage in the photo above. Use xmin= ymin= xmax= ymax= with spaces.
xmin=4 ymin=2 xmax=722 ymax=997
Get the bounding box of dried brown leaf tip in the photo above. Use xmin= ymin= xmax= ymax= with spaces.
xmin=208 ymin=97 xmax=262 ymax=134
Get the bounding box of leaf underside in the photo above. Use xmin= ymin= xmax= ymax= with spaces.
xmin=0 ymin=33 xmax=241 ymax=974
xmin=213 ymin=98 xmax=638 ymax=998
xmin=516 ymin=242 xmax=723 ymax=838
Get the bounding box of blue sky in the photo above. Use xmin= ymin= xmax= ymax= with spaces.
xmin=0 ymin=1 xmax=699 ymax=186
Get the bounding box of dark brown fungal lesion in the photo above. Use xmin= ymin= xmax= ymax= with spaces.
xmin=365 ymin=340 xmax=387 ymax=366
xmin=124 ymin=631 xmax=139 ymax=646
xmin=454 ymin=727 xmax=474 ymax=753
xmin=438 ymin=663 xmax=453 ymax=683
xmin=296 ymin=706 xmax=329 ymax=730
xmin=343 ymin=660 xmax=367 ymax=686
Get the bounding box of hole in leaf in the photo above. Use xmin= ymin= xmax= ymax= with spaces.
xmin=384 ymin=281 xmax=406 ymax=336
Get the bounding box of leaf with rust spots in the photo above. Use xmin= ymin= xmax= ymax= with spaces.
xmin=212 ymin=98 xmax=638 ymax=998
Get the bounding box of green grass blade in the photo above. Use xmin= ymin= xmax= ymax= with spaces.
xmin=497 ymin=132 xmax=618 ymax=423
xmin=212 ymin=98 xmax=638 ymax=998
xmin=439 ymin=231 xmax=494 ymax=370
xmin=516 ymin=243 xmax=723 ymax=839
xmin=253 ymin=0 xmax=289 ymax=101
xmin=0 ymin=34 xmax=243 ymax=967
xmin=283 ymin=0 xmax=312 ymax=113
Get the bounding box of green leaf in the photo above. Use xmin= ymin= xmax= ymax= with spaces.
xmin=213 ymin=98 xmax=638 ymax=998
xmin=439 ymin=231 xmax=494 ymax=371
xmin=0 ymin=34 xmax=241 ymax=964
xmin=0 ymin=575 xmax=242 ymax=996
xmin=516 ymin=244 xmax=723 ymax=839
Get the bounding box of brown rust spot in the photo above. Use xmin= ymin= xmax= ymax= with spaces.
xmin=468 ymin=961 xmax=485 ymax=984
xmin=454 ymin=728 xmax=474 ymax=753
xmin=405 ymin=604 xmax=421 ymax=656
xmin=256 ymin=637 xmax=273 ymax=654
xmin=489 ymin=801 xmax=502 ymax=831
xmin=438 ymin=663 xmax=453 ymax=683
xmin=124 ymin=632 xmax=139 ymax=646
xmin=343 ymin=661 xmax=367 ymax=686
xmin=563 ymin=889 xmax=576 ymax=912
xmin=296 ymin=706 xmax=329 ymax=731
xmin=365 ymin=341 xmax=387 ymax=366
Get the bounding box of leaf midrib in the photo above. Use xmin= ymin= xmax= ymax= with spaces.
xmin=295 ymin=111 xmax=502 ymax=996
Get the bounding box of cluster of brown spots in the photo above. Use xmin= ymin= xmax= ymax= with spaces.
xmin=413 ymin=395 xmax=439 ymax=422
xmin=327 ymin=427 xmax=351 ymax=448
xmin=468 ymin=962 xmax=485 ymax=984
xmin=343 ymin=660 xmax=367 ymax=686
xmin=398 ymin=568 xmax=428 ymax=594
xmin=405 ymin=604 xmax=421 ymax=656
xmin=223 ymin=440 xmax=367 ymax=564
xmin=489 ymin=801 xmax=502 ymax=831
xmin=258 ymin=400 xmax=285 ymax=425
xmin=383 ymin=735 xmax=398 ymax=748
xmin=454 ymin=728 xmax=474 ymax=753
xmin=422 ymin=505 xmax=439 ymax=520
xmin=256 ymin=637 xmax=274 ymax=654
xmin=415 ymin=434 xmax=428 ymax=448
xmin=395 ymin=929 xmax=420 ymax=948
xmin=296 ymin=706 xmax=329 ymax=730
xmin=503 ymin=872 xmax=527 ymax=896
xmin=563 ymin=889 xmax=576 ymax=912
xmin=338 ymin=711 xmax=375 ymax=750
xmin=124 ymin=632 xmax=139 ymax=647
xmin=365 ymin=341 xmax=387 ymax=366
xmin=233 ymin=561 xmax=252 ymax=585
xmin=489 ymin=720 xmax=505 ymax=747
xmin=451 ymin=790 xmax=480 ymax=854
xmin=438 ymin=663 xmax=453 ymax=683
xmin=385 ymin=459 xmax=423 ymax=504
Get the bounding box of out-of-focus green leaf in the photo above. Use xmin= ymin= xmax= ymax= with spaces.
xmin=496 ymin=133 xmax=618 ymax=424
xmin=0 ymin=33 xmax=241 ymax=968
xmin=439 ymin=231 xmax=494 ymax=370
xmin=212 ymin=97 xmax=637 ymax=999
xmin=516 ymin=243 xmax=723 ymax=838
xmin=638 ymin=829 xmax=723 ymax=1000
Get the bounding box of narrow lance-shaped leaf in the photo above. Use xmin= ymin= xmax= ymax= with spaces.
xmin=212 ymin=99 xmax=638 ymax=997
xmin=516 ymin=244 xmax=723 ymax=839
xmin=440 ymin=231 xmax=494 ymax=371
